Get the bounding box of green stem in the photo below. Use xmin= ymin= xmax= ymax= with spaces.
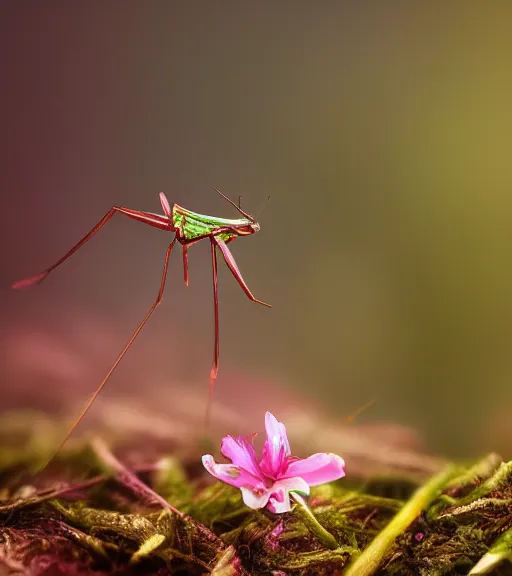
xmin=291 ymin=492 xmax=340 ymax=550
xmin=469 ymin=526 xmax=512 ymax=575
xmin=445 ymin=453 xmax=502 ymax=492
xmin=344 ymin=464 xmax=457 ymax=576
xmin=458 ymin=461 xmax=512 ymax=506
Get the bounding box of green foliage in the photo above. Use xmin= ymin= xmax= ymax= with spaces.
xmin=0 ymin=414 xmax=511 ymax=575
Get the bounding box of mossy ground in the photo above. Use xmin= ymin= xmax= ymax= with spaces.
xmin=0 ymin=412 xmax=511 ymax=575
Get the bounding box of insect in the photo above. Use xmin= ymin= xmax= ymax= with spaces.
xmin=12 ymin=187 xmax=271 ymax=467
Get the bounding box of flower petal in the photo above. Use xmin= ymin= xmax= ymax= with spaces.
xmin=202 ymin=455 xmax=266 ymax=490
xmin=259 ymin=412 xmax=291 ymax=479
xmin=240 ymin=486 xmax=271 ymax=510
xmin=267 ymin=477 xmax=310 ymax=514
xmin=284 ymin=453 xmax=346 ymax=486
xmin=221 ymin=435 xmax=263 ymax=480
xmin=267 ymin=494 xmax=291 ymax=514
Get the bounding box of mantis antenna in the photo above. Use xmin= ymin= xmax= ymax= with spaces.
xmin=212 ymin=186 xmax=254 ymax=221
xmin=254 ymin=196 xmax=271 ymax=220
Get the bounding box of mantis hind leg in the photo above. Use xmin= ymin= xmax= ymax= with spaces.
xmin=12 ymin=206 xmax=171 ymax=289
xmin=38 ymin=239 xmax=177 ymax=472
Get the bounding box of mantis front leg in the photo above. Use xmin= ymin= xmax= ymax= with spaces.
xmin=213 ymin=237 xmax=272 ymax=308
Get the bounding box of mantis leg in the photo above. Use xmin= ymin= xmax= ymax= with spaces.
xmin=39 ymin=239 xmax=177 ymax=471
xmin=12 ymin=206 xmax=172 ymax=289
xmin=206 ymin=239 xmax=220 ymax=426
xmin=213 ymin=236 xmax=272 ymax=308
xmin=182 ymin=245 xmax=189 ymax=286
xmin=182 ymin=236 xmax=207 ymax=287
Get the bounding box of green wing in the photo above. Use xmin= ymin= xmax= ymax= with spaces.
xmin=172 ymin=204 xmax=251 ymax=242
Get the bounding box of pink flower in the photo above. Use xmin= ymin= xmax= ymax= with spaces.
xmin=202 ymin=411 xmax=346 ymax=513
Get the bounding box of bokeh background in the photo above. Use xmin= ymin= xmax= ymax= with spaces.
xmin=1 ymin=1 xmax=512 ymax=460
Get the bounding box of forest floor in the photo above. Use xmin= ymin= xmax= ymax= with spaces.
xmin=0 ymin=409 xmax=511 ymax=576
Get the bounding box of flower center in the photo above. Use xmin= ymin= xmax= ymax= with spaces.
xmin=252 ymin=486 xmax=267 ymax=497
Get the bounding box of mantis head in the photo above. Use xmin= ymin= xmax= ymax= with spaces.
xmin=233 ymin=222 xmax=260 ymax=236
xmin=232 ymin=221 xmax=260 ymax=237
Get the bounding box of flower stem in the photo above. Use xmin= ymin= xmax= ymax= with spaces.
xmin=344 ymin=464 xmax=457 ymax=576
xmin=291 ymin=492 xmax=340 ymax=550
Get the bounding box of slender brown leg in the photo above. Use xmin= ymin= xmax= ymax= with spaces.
xmin=39 ymin=239 xmax=177 ymax=471
xmin=182 ymin=245 xmax=189 ymax=286
xmin=206 ymin=239 xmax=219 ymax=427
xmin=213 ymin=237 xmax=271 ymax=308
xmin=12 ymin=207 xmax=171 ymax=289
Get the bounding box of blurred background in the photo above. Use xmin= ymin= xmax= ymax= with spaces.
xmin=1 ymin=1 xmax=512 ymax=461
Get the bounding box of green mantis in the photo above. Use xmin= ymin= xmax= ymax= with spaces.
xmin=12 ymin=187 xmax=271 ymax=467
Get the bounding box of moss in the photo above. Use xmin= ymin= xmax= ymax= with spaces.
xmin=0 ymin=413 xmax=511 ymax=575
